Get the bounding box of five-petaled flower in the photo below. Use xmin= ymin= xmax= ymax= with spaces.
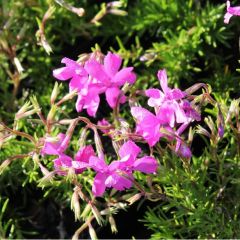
xmin=89 ymin=140 xmax=158 ymax=196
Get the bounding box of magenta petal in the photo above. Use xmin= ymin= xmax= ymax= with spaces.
xmin=92 ymin=172 xmax=107 ymax=197
xmin=76 ymin=94 xmax=84 ymax=113
xmin=104 ymin=52 xmax=122 ymax=77
xmin=157 ymin=69 xmax=169 ymax=94
xmin=72 ymin=161 xmax=89 ymax=170
xmin=75 ymin=145 xmax=95 ymax=163
xmin=168 ymin=89 xmax=186 ymax=100
xmin=85 ymin=60 xmax=109 ymax=84
xmin=53 ymin=67 xmax=73 ymax=81
xmin=85 ymin=93 xmax=100 ymax=117
xmin=42 ymin=133 xmax=66 ymax=155
xmin=133 ymin=156 xmax=158 ymax=173
xmin=89 ymin=156 xmax=107 ymax=172
xmin=138 ymin=116 xmax=161 ymax=146
xmin=61 ymin=57 xmax=80 ymax=67
xmin=54 ymin=154 xmax=72 ymax=169
xmin=119 ymin=140 xmax=141 ymax=159
xmin=177 ymin=144 xmax=192 ymax=159
xmin=112 ymin=173 xmax=133 ymax=191
xmin=69 ymin=75 xmax=87 ymax=92
xmin=112 ymin=67 xmax=136 ymax=86
xmin=105 ymin=87 xmax=123 ymax=108
xmin=131 ymin=107 xmax=156 ymax=122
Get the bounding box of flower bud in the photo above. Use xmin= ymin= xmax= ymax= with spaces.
xmin=0 ymin=159 xmax=11 ymax=174
xmin=107 ymin=1 xmax=124 ymax=8
xmin=78 ymin=127 xmax=88 ymax=148
xmin=108 ymin=9 xmax=127 ymax=16
xmin=50 ymin=82 xmax=59 ymax=105
xmin=15 ymin=101 xmax=32 ymax=120
xmin=109 ymin=215 xmax=118 ymax=233
xmin=81 ymin=203 xmax=91 ymax=220
xmin=91 ymin=204 xmax=103 ymax=226
xmin=46 ymin=105 xmax=57 ymax=123
xmin=88 ymin=223 xmax=98 ymax=240
xmin=13 ymin=57 xmax=24 ymax=73
xmin=94 ymin=129 xmax=104 ymax=157
xmin=71 ymin=190 xmax=81 ymax=221
xmin=126 ymin=193 xmax=142 ymax=205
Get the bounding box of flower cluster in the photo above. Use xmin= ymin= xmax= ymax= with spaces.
xmin=40 ymin=49 xmax=207 ymax=198
xmin=42 ymin=135 xmax=158 ymax=197
xmin=131 ymin=69 xmax=200 ymax=158
xmin=53 ymin=52 xmax=136 ymax=117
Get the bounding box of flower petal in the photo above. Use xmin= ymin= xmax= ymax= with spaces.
xmin=119 ymin=140 xmax=141 ymax=159
xmin=92 ymin=172 xmax=107 ymax=197
xmin=157 ymin=69 xmax=169 ymax=94
xmin=112 ymin=67 xmax=136 ymax=86
xmin=133 ymin=156 xmax=158 ymax=173
xmin=104 ymin=52 xmax=122 ymax=77
xmin=105 ymin=87 xmax=125 ymax=108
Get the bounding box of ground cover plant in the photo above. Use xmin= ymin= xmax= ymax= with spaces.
xmin=0 ymin=0 xmax=240 ymax=239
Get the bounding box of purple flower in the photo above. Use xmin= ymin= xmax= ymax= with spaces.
xmin=41 ymin=133 xmax=69 ymax=156
xmin=224 ymin=1 xmax=240 ymax=24
xmin=54 ymin=145 xmax=95 ymax=174
xmin=131 ymin=107 xmax=162 ymax=146
xmin=146 ymin=69 xmax=188 ymax=126
xmin=53 ymin=58 xmax=88 ymax=92
xmin=89 ymin=140 xmax=158 ymax=196
xmin=85 ymin=52 xmax=136 ymax=108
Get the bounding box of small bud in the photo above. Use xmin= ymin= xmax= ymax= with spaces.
xmin=78 ymin=127 xmax=88 ymax=148
xmin=226 ymin=99 xmax=240 ymax=123
xmin=30 ymin=95 xmax=41 ymax=113
xmin=217 ymin=104 xmax=224 ymax=139
xmin=57 ymin=89 xmax=78 ymax=105
xmin=94 ymin=129 xmax=104 ymax=157
xmin=109 ymin=215 xmax=118 ymax=233
xmin=88 ymin=223 xmax=98 ymax=240
xmin=15 ymin=101 xmax=32 ymax=120
xmin=47 ymin=105 xmax=57 ymax=123
xmin=71 ymin=7 xmax=85 ymax=16
xmin=91 ymin=204 xmax=104 ymax=226
xmin=38 ymin=171 xmax=55 ymax=186
xmin=0 ymin=159 xmax=11 ymax=174
xmin=81 ymin=203 xmax=91 ymax=220
xmin=51 ymin=82 xmax=59 ymax=105
xmin=13 ymin=57 xmax=24 ymax=73
xmin=71 ymin=190 xmax=81 ymax=221
xmin=107 ymin=1 xmax=124 ymax=8
xmin=108 ymin=9 xmax=127 ymax=16
xmin=196 ymin=125 xmax=211 ymax=138
xmin=126 ymin=193 xmax=142 ymax=205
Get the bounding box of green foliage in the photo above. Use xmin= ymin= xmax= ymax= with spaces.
xmin=0 ymin=0 xmax=240 ymax=239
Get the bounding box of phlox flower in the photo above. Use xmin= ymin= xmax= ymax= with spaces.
xmin=145 ymin=69 xmax=187 ymax=127
xmin=53 ymin=58 xmax=88 ymax=92
xmin=89 ymin=140 xmax=158 ymax=196
xmin=41 ymin=133 xmax=69 ymax=156
xmin=54 ymin=145 xmax=95 ymax=174
xmin=224 ymin=1 xmax=240 ymax=24
xmin=85 ymin=52 xmax=136 ymax=109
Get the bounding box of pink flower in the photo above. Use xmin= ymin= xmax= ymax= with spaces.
xmin=54 ymin=145 xmax=95 ymax=174
xmin=53 ymin=58 xmax=88 ymax=92
xmin=131 ymin=107 xmax=162 ymax=146
xmin=146 ymin=69 xmax=187 ymax=126
xmin=85 ymin=52 xmax=136 ymax=108
xmin=89 ymin=140 xmax=158 ymax=196
xmin=41 ymin=133 xmax=69 ymax=156
xmin=224 ymin=1 xmax=240 ymax=24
